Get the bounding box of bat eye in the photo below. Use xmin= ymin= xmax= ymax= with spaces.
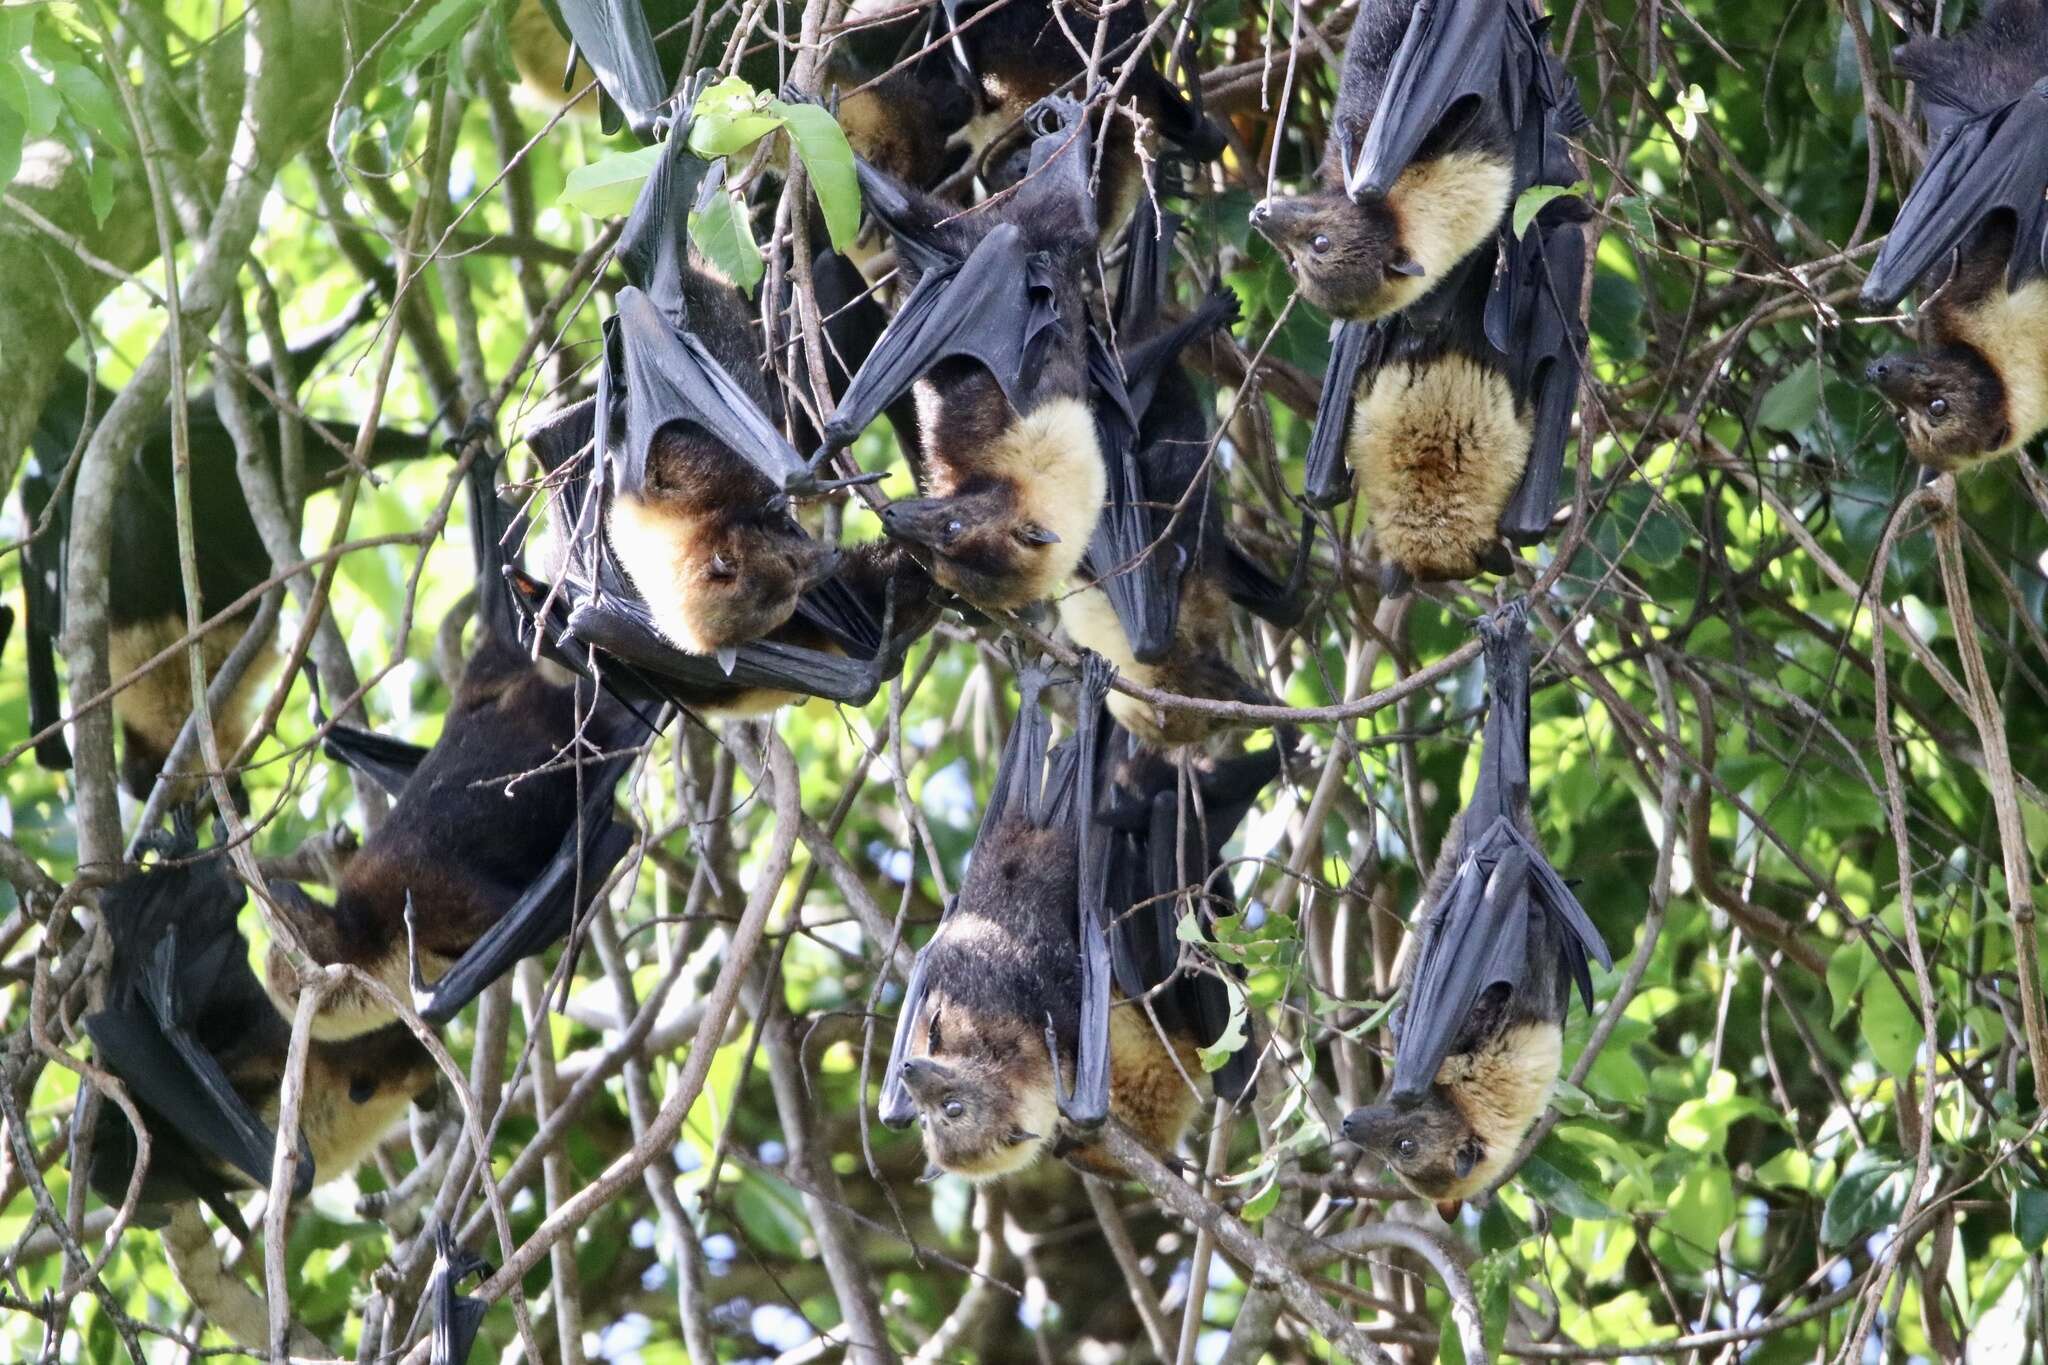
xmin=1310 ymin=233 xmax=1332 ymax=254
xmin=707 ymin=553 xmax=738 ymax=582
xmin=1928 ymin=397 xmax=1948 ymax=417
xmin=943 ymin=519 xmax=964 ymax=541
xmin=943 ymin=1100 xmax=965 ymax=1119
xmin=1395 ymin=1137 xmax=1418 ymax=1161
xmin=349 ymin=1077 xmax=376 ymax=1104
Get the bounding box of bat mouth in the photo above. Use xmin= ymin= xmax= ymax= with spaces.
xmin=877 ymin=499 xmax=958 ymax=552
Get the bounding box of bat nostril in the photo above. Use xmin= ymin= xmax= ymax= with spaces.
xmin=1866 ymin=360 xmax=1889 ymax=382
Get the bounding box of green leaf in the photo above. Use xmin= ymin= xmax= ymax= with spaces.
xmin=1820 ymin=1149 xmax=1911 ymax=1248
xmin=690 ymin=189 xmax=765 ymax=295
xmin=1517 ymin=1153 xmax=1614 ymax=1221
xmin=1512 ymin=182 xmax=1580 ymax=238
xmin=384 ymin=0 xmax=489 ymax=78
xmin=772 ymin=99 xmax=860 ymax=252
xmin=1859 ymin=969 xmax=1924 ymax=1078
xmin=51 ymin=62 xmax=128 ymax=150
xmin=0 ymin=102 xmax=22 ymax=190
xmin=1664 ymin=1164 xmax=1734 ymax=1262
xmin=689 ymin=75 xmax=781 ymax=156
xmin=1826 ymin=941 xmax=1873 ymax=1026
xmin=1588 ymin=270 xmax=1644 ymax=362
xmin=560 ymin=145 xmax=663 ymax=217
xmin=1614 ymin=195 xmax=1655 ymax=244
xmin=1239 ymin=1176 xmax=1281 ymax=1222
xmin=0 ymin=60 xmax=58 ymax=138
xmin=1197 ymin=978 xmax=1249 ymax=1073
xmin=2014 ymin=1183 xmax=2048 ymax=1252
xmin=1758 ymin=358 xmax=1824 ymax=433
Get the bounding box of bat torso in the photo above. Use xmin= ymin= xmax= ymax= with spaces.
xmin=1057 ymin=999 xmax=1209 ymax=1179
xmin=1348 ymin=342 xmax=1531 ymax=581
xmin=107 ymin=606 xmax=277 ymax=801
xmin=271 ymin=637 xmax=608 ymax=1037
xmin=1059 ymin=575 xmax=1258 ymax=747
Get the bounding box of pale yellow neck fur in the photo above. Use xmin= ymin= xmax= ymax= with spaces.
xmin=1951 ymin=279 xmax=2048 ymax=457
xmin=1381 ymin=152 xmax=1515 ymax=314
xmin=1437 ymin=1021 xmax=1561 ymax=1200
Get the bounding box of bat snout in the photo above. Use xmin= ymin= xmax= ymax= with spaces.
xmin=898 ymin=1056 xmax=951 ymax=1104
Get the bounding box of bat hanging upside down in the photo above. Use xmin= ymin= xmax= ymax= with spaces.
xmin=1341 ymin=600 xmax=1610 ymax=1216
xmin=879 ymin=656 xmax=1275 ymax=1182
xmin=1860 ymin=0 xmax=2048 ymax=472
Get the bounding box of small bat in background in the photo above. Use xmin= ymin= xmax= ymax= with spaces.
xmin=1059 ymin=195 xmax=1307 ymax=747
xmin=1861 ymin=0 xmax=2048 ymax=471
xmin=1251 ymin=0 xmax=1581 ymax=323
xmin=514 ymin=399 xmax=939 ymax=720
xmin=261 ymin=450 xmax=647 ymax=1038
xmin=427 ymin=1221 xmax=490 ymax=1365
xmin=84 ymin=831 xmax=436 ymax=1238
xmin=1341 ymin=600 xmax=1610 ymax=1217
xmin=16 ymin=288 xmax=436 ymax=797
xmin=815 ymin=93 xmax=1109 ymax=613
xmin=923 ymin=0 xmax=1226 ymax=229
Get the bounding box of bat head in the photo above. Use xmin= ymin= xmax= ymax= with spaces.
xmin=897 ymin=1047 xmax=1056 ymax=1183
xmin=1341 ymin=1091 xmax=1486 ymax=1203
xmin=1864 ymin=346 xmax=2014 ymax=471
xmin=608 ymin=489 xmax=843 ymax=655
xmin=880 ymin=492 xmax=1070 ymax=611
xmin=1249 ymin=193 xmax=1418 ymax=320
xmin=297 ymin=1023 xmax=440 ymax=1184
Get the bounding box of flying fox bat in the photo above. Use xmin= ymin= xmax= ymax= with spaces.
xmin=17 ymin=290 xmax=436 ymax=797
xmin=427 ymin=1221 xmax=491 ymax=1365
xmin=1861 ymin=0 xmax=2048 ymax=471
xmin=261 ymin=452 xmax=646 ymax=1039
xmin=1251 ymin=0 xmax=1582 ymax=322
xmin=1058 ymin=199 xmax=1306 ymax=746
xmin=1341 ymin=600 xmax=1609 ymax=1215
xmin=1298 ymin=181 xmax=1588 ymax=592
xmin=84 ymin=833 xmax=436 ymax=1237
xmin=924 ymin=0 xmax=1227 ymax=229
xmin=878 ymin=657 xmax=1115 ymax=1181
xmin=815 ymin=93 xmax=1109 ymax=613
xmin=879 ymin=656 xmax=1272 ymax=1181
xmin=1093 ymin=732 xmax=1285 ymax=1115
xmin=514 ymin=399 xmax=938 ymax=720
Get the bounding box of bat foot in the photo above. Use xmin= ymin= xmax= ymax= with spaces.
xmin=403 ymin=893 xmax=435 ymax=1008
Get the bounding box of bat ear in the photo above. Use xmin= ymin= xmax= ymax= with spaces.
xmin=1386 ymin=252 xmax=1426 ymax=279
xmin=918 ymin=1164 xmax=946 ymax=1184
xmin=1006 ymin=1129 xmax=1039 ymax=1145
xmin=707 ymin=553 xmax=738 ymax=582
xmin=1454 ymin=1139 xmax=1482 ymax=1180
xmin=1013 ymin=523 xmax=1060 ymax=547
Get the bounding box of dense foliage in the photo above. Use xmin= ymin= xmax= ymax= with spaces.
xmin=3 ymin=0 xmax=2048 ymax=1361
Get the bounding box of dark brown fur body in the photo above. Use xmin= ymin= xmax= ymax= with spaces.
xmin=264 ymin=633 xmax=629 ymax=1038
